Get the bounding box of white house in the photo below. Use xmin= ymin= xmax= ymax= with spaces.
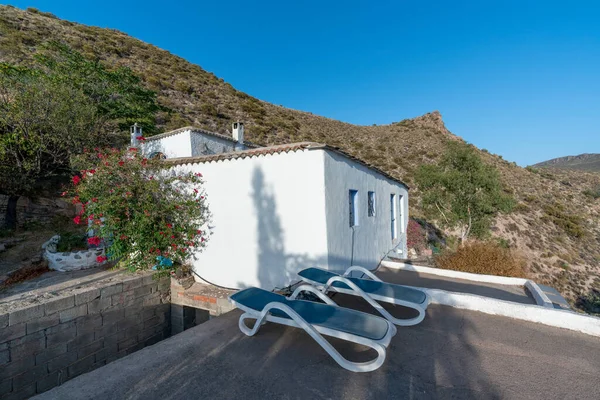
xmin=134 ymin=122 xmax=253 ymax=159
xmin=138 ymin=123 xmax=409 ymax=290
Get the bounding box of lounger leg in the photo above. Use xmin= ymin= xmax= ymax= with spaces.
xmin=325 ymin=276 xmax=425 ymax=327
xmin=343 ymin=266 xmax=383 ymax=282
xmin=238 ymin=312 xmax=270 ymax=337
xmin=289 ymin=284 xmax=337 ymax=305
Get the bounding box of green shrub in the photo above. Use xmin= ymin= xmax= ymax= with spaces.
xmin=582 ymin=186 xmax=600 ymax=199
xmin=576 ymin=290 xmax=600 ymax=315
xmin=56 ymin=232 xmax=87 ymax=252
xmin=542 ymin=203 xmax=585 ymax=239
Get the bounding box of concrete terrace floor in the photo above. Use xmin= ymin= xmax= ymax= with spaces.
xmin=36 ymin=291 xmax=600 ymax=399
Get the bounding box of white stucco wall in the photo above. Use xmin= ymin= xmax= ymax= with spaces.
xmin=172 ymin=149 xmax=329 ymax=290
xmin=189 ymin=132 xmax=236 ymax=157
xmin=141 ymin=130 xmax=192 ymax=158
xmin=322 ymin=150 xmax=409 ymax=272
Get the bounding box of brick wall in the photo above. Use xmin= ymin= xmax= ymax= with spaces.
xmin=0 ymin=274 xmax=170 ymax=399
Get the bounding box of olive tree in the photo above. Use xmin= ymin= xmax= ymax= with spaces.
xmin=0 ymin=42 xmax=161 ymax=229
xmin=416 ymin=141 xmax=515 ymax=240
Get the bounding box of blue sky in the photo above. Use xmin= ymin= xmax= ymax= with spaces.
xmin=9 ymin=1 xmax=600 ymax=165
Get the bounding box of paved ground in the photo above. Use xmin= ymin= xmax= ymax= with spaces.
xmin=35 ymin=295 xmax=600 ymax=399
xmin=376 ymin=266 xmax=535 ymax=305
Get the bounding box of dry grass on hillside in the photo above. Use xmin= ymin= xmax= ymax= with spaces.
xmin=435 ymin=241 xmax=527 ymax=278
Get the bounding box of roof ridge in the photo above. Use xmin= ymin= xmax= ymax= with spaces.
xmin=164 ymin=141 xmax=408 ymax=188
xmin=145 ymin=126 xmax=258 ymax=147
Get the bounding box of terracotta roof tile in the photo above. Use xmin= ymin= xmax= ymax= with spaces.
xmin=165 ymin=142 xmax=408 ymax=188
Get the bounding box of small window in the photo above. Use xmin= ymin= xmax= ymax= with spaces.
xmin=349 ymin=190 xmax=358 ymax=227
xmin=368 ymin=191 xmax=376 ymax=217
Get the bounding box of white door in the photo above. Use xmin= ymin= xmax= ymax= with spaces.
xmin=390 ymin=193 xmax=397 ymax=240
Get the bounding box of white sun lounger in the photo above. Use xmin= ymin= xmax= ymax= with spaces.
xmin=229 ymin=285 xmax=396 ymax=372
xmin=298 ymin=266 xmax=430 ymax=326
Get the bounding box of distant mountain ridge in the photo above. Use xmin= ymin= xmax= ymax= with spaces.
xmin=534 ymin=154 xmax=600 ymax=172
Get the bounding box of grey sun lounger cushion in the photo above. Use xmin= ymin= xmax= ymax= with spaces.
xmin=298 ymin=267 xmax=428 ymax=305
xmin=230 ymin=287 xmax=390 ymax=341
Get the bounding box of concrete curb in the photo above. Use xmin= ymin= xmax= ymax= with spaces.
xmin=419 ymin=288 xmax=600 ymax=337
xmin=381 ymin=260 xmax=554 ymax=307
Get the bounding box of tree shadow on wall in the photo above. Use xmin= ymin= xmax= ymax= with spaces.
xmin=243 ymin=167 xmax=328 ymax=291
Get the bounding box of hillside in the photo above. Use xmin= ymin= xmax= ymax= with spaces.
xmin=534 ymin=154 xmax=600 ymax=172
xmin=1 ymin=5 xmax=599 ymax=308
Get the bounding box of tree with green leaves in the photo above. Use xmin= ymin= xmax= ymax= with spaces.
xmin=0 ymin=42 xmax=161 ymax=229
xmin=416 ymin=141 xmax=515 ymax=240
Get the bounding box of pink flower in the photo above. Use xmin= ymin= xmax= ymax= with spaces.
xmin=96 ymin=255 xmax=108 ymax=263
xmin=195 ymin=173 xmax=203 ymax=177
xmin=87 ymin=236 xmax=101 ymax=246
xmin=136 ymin=136 xmax=146 ymax=141
xmin=118 ymin=161 xmax=125 ymax=166
xmin=73 ymin=215 xmax=81 ymax=225
xmin=166 ymin=223 xmax=173 ymax=229
xmin=72 ymin=176 xmax=81 ymax=185
xmin=89 ymin=169 xmax=96 ymax=175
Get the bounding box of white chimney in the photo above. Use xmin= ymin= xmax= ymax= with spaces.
xmin=232 ymin=122 xmax=244 ymax=145
xmin=130 ymin=123 xmax=142 ymax=147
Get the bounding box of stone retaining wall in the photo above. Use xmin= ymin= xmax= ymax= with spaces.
xmin=0 ymin=195 xmax=75 ymax=229
xmin=0 ymin=274 xmax=170 ymax=399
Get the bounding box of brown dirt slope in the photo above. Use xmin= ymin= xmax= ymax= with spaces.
xmin=1 ymin=6 xmax=599 ymax=306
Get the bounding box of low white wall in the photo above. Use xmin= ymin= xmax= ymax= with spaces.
xmin=45 ymin=248 xmax=106 ymax=272
xmin=381 ymin=260 xmax=554 ymax=307
xmin=172 ymin=149 xmax=329 ymax=290
xmin=323 ymin=151 xmax=409 ymax=272
xmin=420 ymin=287 xmax=600 ymax=338
xmin=142 ymin=130 xmax=192 ymax=158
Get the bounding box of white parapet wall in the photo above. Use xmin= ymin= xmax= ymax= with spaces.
xmin=381 ymin=260 xmax=600 ymax=337
xmin=381 ymin=260 xmax=554 ymax=307
xmin=423 ymin=288 xmax=600 ymax=337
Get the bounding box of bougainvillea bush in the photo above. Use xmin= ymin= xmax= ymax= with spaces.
xmin=407 ymin=218 xmax=427 ymax=253
xmin=66 ymin=147 xmax=210 ymax=272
